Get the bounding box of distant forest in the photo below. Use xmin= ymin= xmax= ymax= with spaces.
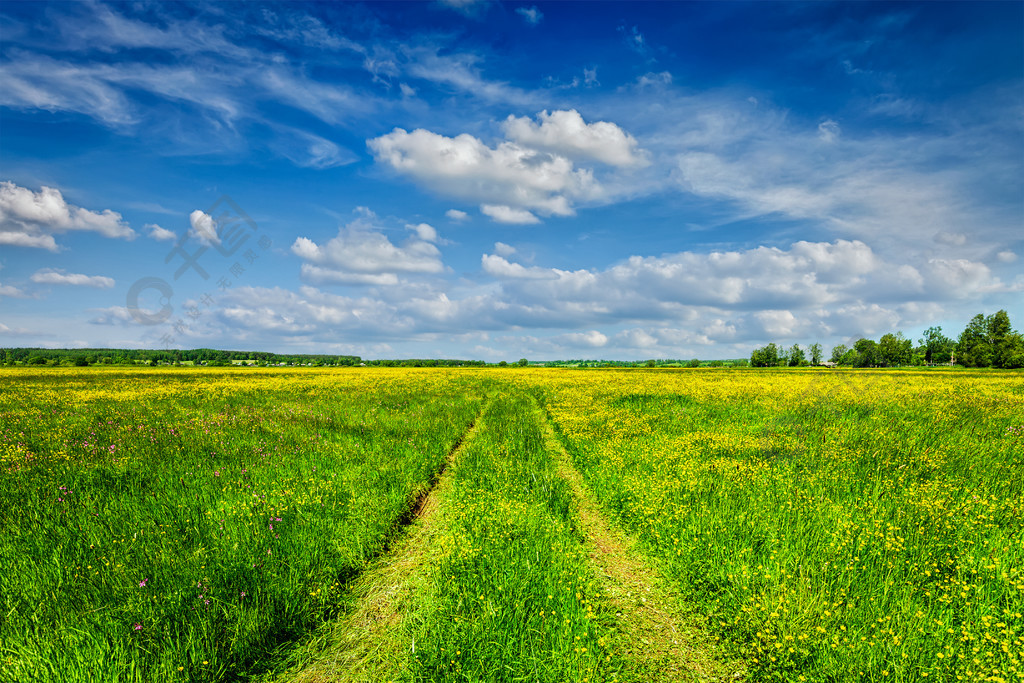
xmin=3 ymin=310 xmax=1021 ymax=369
xmin=750 ymin=309 xmax=1024 ymax=369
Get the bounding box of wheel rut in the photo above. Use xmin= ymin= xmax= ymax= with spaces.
xmin=278 ymin=403 xmax=487 ymax=683
xmin=534 ymin=400 xmax=747 ymax=682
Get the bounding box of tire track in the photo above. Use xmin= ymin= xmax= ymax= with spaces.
xmin=277 ymin=402 xmax=488 ymax=683
xmin=534 ymin=400 xmax=747 ymax=682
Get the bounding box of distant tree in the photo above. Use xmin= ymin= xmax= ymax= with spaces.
xmin=853 ymin=338 xmax=878 ymax=367
xmin=708 ymin=360 xmax=724 ymax=367
xmin=957 ymin=313 xmax=991 ymax=367
xmin=878 ymin=332 xmax=912 ymax=367
xmin=517 ymin=358 xmax=529 ymax=367
xmin=919 ymin=326 xmax=954 ymax=364
xmin=498 ymin=361 xmax=508 ymax=367
xmin=995 ymin=332 xmax=1024 ymax=369
xmin=809 ymin=343 xmax=822 ymax=366
xmin=788 ymin=344 xmax=805 ymax=367
xmin=645 ymin=359 xmax=656 ymax=368
xmin=750 ymin=343 xmax=781 ymax=367
xmin=687 ymin=358 xmax=701 ymax=368
xmin=829 ymin=344 xmax=849 ymax=364
xmin=74 ymin=356 xmax=89 ymax=367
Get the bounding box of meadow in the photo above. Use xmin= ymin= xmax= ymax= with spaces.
xmin=1 ymin=366 xmax=1021 ymax=682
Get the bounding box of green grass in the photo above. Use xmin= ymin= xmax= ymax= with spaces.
xmin=4 ymin=367 xmax=1020 ymax=683
xmin=400 ymin=391 xmax=617 ymax=681
xmin=0 ymin=368 xmax=486 ymax=682
xmin=537 ymin=369 xmax=1024 ymax=682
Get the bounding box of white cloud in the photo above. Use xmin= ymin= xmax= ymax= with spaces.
xmin=935 ymin=231 xmax=967 ymax=247
xmin=369 ymin=126 xmax=601 ymax=219
xmin=407 ymin=223 xmax=438 ymax=242
xmin=189 ymin=210 xmax=220 ymax=246
xmin=502 ymin=109 xmax=647 ymax=167
xmin=494 ymin=241 xmax=516 ymax=257
xmin=636 ymin=71 xmax=672 ymax=88
xmin=369 ymin=112 xmax=644 ymax=222
xmin=0 ymin=282 xmax=28 ymax=299
xmin=515 ymin=6 xmax=543 ymax=25
xmin=558 ymin=330 xmax=607 ymax=348
xmin=268 ymin=127 xmax=357 ymax=169
xmin=291 ymin=214 xmax=444 ymax=286
xmin=0 ymin=322 xmax=34 ymax=336
xmin=661 ymin=91 xmax=1021 ymax=261
xmin=481 ymin=254 xmax=557 ymax=279
xmin=445 ymin=209 xmax=469 ymax=221
xmin=481 ymin=204 xmax=540 ymax=224
xmin=403 ymin=47 xmax=532 ymax=105
xmin=30 ymin=268 xmax=115 ymax=288
xmin=146 ymin=223 xmax=176 ymax=241
xmin=997 ymin=250 xmax=1018 ymax=263
xmin=817 ymin=119 xmax=841 ymax=143
xmin=437 ymin=0 xmax=487 ymax=17
xmin=0 ymin=181 xmax=135 ymax=250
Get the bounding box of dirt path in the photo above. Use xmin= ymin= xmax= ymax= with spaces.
xmin=535 ymin=401 xmax=746 ymax=682
xmin=277 ymin=408 xmax=486 ymax=683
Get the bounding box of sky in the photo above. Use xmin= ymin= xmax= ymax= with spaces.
xmin=0 ymin=1 xmax=1022 ymax=361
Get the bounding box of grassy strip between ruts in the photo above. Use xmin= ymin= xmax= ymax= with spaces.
xmin=277 ymin=390 xmax=741 ymax=682
xmin=534 ymin=396 xmax=746 ymax=683
xmin=277 ymin=390 xmax=623 ymax=681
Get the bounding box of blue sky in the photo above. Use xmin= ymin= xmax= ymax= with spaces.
xmin=1 ymin=1 xmax=1021 ymax=360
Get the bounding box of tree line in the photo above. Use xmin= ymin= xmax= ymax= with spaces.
xmin=1 ymin=347 xmax=361 ymax=367
xmin=750 ymin=309 xmax=1024 ymax=369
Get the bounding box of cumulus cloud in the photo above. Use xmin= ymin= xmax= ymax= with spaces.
xmin=0 ymin=181 xmax=135 ymax=250
xmin=481 ymin=254 xmax=557 ymax=279
xmin=165 ymin=234 xmax=1015 ymax=359
xmin=445 ymin=209 xmax=469 ymax=221
xmin=30 ymin=268 xmax=115 ymax=288
xmin=407 ymin=222 xmax=438 ymax=242
xmin=146 ymin=223 xmax=176 ymax=241
xmin=0 ymin=282 xmax=28 ymax=299
xmin=368 ymin=110 xmax=644 ymax=223
xmin=369 ymin=126 xmax=599 ymax=220
xmin=188 ymin=210 xmax=220 ymax=246
xmin=997 ymin=250 xmax=1018 ymax=263
xmin=476 ymin=240 xmax=1011 ymax=331
xmin=557 ymin=330 xmax=607 ymax=347
xmin=493 ymin=241 xmax=516 ymax=257
xmin=291 ymin=213 xmax=444 ymax=286
xmin=502 ymin=109 xmax=647 ymax=167
xmin=481 ymin=204 xmax=540 ymax=224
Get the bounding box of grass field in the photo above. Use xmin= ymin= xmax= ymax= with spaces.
xmin=1 ymin=367 xmax=1021 ymax=682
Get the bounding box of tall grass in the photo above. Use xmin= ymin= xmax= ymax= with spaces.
xmin=535 ymin=369 xmax=1024 ymax=682
xmin=0 ymin=368 xmax=485 ymax=682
